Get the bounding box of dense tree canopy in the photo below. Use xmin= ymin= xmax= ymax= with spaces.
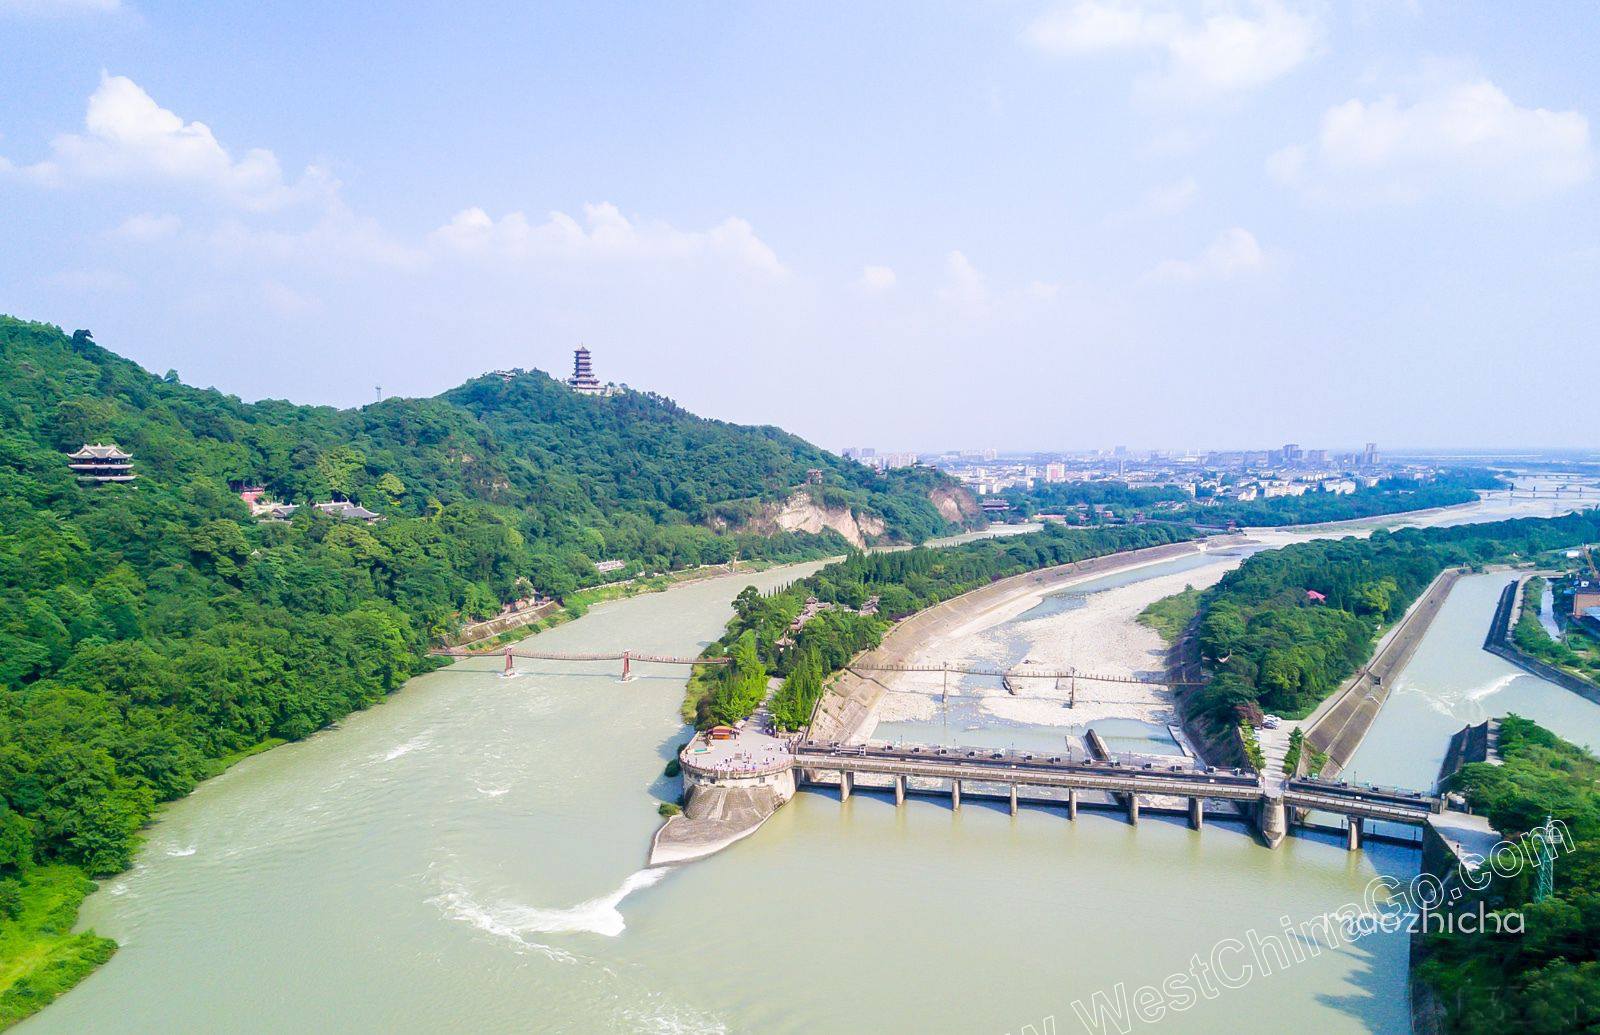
xmin=1006 ymin=471 xmax=1498 ymax=527
xmin=1190 ymin=510 xmax=1600 ymax=720
xmin=1421 ymin=717 xmax=1600 ymax=1033
xmin=0 ymin=315 xmax=973 ymax=886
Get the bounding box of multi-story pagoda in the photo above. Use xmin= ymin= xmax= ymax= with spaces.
xmin=567 ymin=346 xmax=604 ymax=395
xmin=67 ymin=444 xmax=136 ymax=484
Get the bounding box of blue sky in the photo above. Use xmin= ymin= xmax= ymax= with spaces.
xmin=2 ymin=1 xmax=1596 ymax=452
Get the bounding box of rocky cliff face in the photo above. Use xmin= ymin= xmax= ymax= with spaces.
xmin=929 ymin=485 xmax=983 ymax=527
xmin=767 ymin=491 xmax=887 ymax=547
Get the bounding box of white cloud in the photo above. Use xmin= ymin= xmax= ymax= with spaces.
xmin=1026 ymin=1 xmax=1318 ymax=99
xmin=1150 ymin=227 xmax=1263 ymax=281
xmin=1271 ymin=77 xmax=1594 ymax=203
xmin=112 ymin=212 xmax=181 ymax=241
xmin=431 ymin=203 xmax=785 ymax=275
xmin=859 ymin=264 xmax=897 ymax=291
xmin=8 ymin=73 xmax=334 ymax=211
xmin=207 ymin=206 xmax=425 ymax=272
xmin=939 ymin=250 xmax=989 ymax=314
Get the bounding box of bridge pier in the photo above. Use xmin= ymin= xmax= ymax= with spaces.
xmin=1346 ymin=817 xmax=1363 ymax=851
xmin=1259 ymin=795 xmax=1287 ymax=849
xmin=1009 ymin=784 xmax=1018 ymax=816
xmin=1127 ymin=794 xmax=1139 ymax=826
xmin=839 ymin=771 xmax=853 ymax=803
xmin=1067 ymin=788 xmax=1078 ymax=821
xmin=951 ymin=779 xmax=961 ymax=811
xmin=1188 ymin=796 xmax=1204 ymax=831
xmin=894 ymin=774 xmax=906 ymax=807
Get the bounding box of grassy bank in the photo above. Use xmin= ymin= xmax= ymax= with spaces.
xmin=0 ymin=867 xmax=116 ymax=1028
xmin=1137 ymin=586 xmax=1202 ymax=643
xmin=1511 ymin=576 xmax=1600 ymax=685
xmin=458 ymin=558 xmax=807 ymax=653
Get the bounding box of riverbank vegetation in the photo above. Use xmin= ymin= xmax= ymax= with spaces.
xmin=0 ymin=866 xmax=115 ymax=1027
xmin=1419 ymin=716 xmax=1600 ymax=1031
xmin=0 ymin=315 xmax=977 ymax=1025
xmin=1189 ymin=511 xmax=1600 ymax=722
xmin=1006 ymin=470 xmax=1498 ymax=528
xmin=685 ymin=523 xmax=1198 ymax=729
xmin=1511 ymin=577 xmax=1600 ymax=684
xmin=1136 ymin=586 xmax=1201 ymax=643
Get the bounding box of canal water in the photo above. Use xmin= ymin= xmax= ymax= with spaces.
xmin=31 ymin=489 xmax=1594 ymax=1034
xmin=1343 ymin=571 xmax=1600 ymax=789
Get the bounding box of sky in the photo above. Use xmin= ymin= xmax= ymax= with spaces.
xmin=1 ymin=1 xmax=1596 ymax=453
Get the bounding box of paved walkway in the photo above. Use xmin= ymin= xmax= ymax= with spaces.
xmin=682 ymin=728 xmax=791 ymax=775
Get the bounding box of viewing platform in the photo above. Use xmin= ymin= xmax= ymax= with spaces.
xmin=649 ymin=728 xmax=797 ymax=866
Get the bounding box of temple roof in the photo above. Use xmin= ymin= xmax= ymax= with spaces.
xmin=67 ymin=444 xmax=132 ymax=460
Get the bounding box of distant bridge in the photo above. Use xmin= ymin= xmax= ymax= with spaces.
xmin=430 ymin=646 xmax=729 ymax=679
xmin=846 ymin=662 xmax=1205 ymax=702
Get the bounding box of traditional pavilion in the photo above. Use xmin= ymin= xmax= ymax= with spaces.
xmin=67 ymin=444 xmax=136 ymax=484
xmin=567 ymin=345 xmax=604 ymax=395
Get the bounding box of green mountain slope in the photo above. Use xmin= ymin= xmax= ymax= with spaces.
xmin=0 ymin=314 xmax=974 ymax=1023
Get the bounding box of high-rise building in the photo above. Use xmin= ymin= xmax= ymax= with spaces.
xmin=1045 ymin=463 xmax=1066 ymax=483
xmin=1362 ymin=442 xmax=1379 ymax=467
xmin=567 ymin=346 xmax=603 ymax=394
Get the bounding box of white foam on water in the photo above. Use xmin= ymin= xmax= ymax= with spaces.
xmin=376 ymin=731 xmax=433 ymax=762
xmin=475 ymin=784 xmax=511 ymax=797
xmin=1417 ymin=671 xmax=1520 ymax=720
xmin=617 ymin=1000 xmax=730 ymax=1035
xmin=166 ymin=845 xmax=198 ymax=857
xmin=430 ymin=883 xmax=582 ymax=964
xmin=432 ymin=867 xmax=670 ymax=955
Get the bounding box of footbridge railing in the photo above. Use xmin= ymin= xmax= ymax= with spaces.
xmin=429 ymin=646 xmax=729 ymax=679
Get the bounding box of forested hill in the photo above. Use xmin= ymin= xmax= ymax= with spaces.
xmin=2 ymin=317 xmax=971 ymax=588
xmin=0 ymin=314 xmax=973 ymax=1021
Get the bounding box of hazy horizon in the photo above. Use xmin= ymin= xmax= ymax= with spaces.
xmin=2 ymin=2 xmax=1596 ymax=451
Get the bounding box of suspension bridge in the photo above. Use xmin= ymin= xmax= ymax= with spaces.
xmin=430 ymin=647 xmax=1203 ymax=693
xmin=429 ymin=646 xmax=729 ymax=679
xmin=845 ymin=661 xmax=1203 ymax=705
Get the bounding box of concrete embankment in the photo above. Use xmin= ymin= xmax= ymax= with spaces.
xmin=649 ymin=784 xmax=787 ymax=866
xmin=1483 ymin=578 xmax=1600 ymax=706
xmin=648 ymin=730 xmax=796 ymax=866
xmin=807 ymin=537 xmax=1224 ymax=743
xmin=1305 ymin=568 xmax=1464 ymax=777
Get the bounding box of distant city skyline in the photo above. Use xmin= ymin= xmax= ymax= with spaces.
xmin=2 ymin=3 xmax=1597 ymax=449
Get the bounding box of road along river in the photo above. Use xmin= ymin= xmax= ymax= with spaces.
xmin=29 ymin=485 xmax=1592 ymax=1034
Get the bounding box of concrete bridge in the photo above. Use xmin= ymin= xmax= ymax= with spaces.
xmin=792 ymin=740 xmax=1442 ymax=850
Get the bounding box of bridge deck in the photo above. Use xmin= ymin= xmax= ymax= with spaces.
xmin=795 ymin=745 xmax=1263 ymax=801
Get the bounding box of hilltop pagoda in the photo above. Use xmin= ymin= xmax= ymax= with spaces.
xmin=67 ymin=444 xmax=136 ymax=484
xmin=567 ymin=346 xmax=605 ymax=395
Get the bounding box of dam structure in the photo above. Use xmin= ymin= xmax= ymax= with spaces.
xmin=653 ymin=729 xmax=1448 ymax=864
xmin=793 ymin=740 xmax=1443 ymax=852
